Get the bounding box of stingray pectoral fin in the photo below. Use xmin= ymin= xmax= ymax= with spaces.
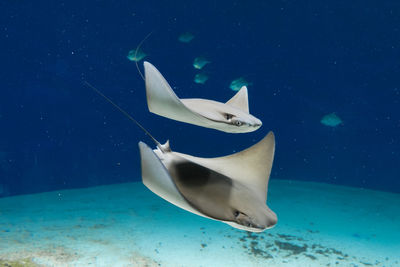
xmin=174 ymin=132 xmax=275 ymax=203
xmin=211 ymin=131 xmax=275 ymax=203
xmin=225 ymin=86 xmax=249 ymax=113
xmin=138 ymin=142 xmax=209 ymax=219
xmin=143 ymin=61 xmax=207 ymax=125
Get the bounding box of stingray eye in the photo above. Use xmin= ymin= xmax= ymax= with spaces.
xmin=234 ymin=120 xmax=242 ymax=126
xmin=234 ymin=211 xmax=240 ymax=217
xmin=226 ymin=114 xmax=233 ymax=120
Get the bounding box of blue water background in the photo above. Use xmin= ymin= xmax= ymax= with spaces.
xmin=0 ymin=1 xmax=399 ymax=197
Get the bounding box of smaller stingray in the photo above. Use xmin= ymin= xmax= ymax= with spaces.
xmin=230 ymin=77 xmax=250 ymax=92
xmin=321 ymin=112 xmax=343 ymax=127
xmin=194 ymin=73 xmax=209 ymax=84
xmin=127 ymin=49 xmax=146 ymax=62
xmin=178 ymin=32 xmax=195 ymax=43
xmin=193 ymin=57 xmax=211 ymax=70
xmin=84 ymin=82 xmax=277 ymax=232
xmin=144 ymin=61 xmax=262 ymax=133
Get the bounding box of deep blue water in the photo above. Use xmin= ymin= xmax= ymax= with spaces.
xmin=0 ymin=1 xmax=399 ymax=197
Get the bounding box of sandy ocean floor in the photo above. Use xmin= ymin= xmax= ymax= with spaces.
xmin=0 ymin=179 xmax=399 ymax=267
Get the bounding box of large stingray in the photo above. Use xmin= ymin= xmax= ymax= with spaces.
xmin=84 ymin=82 xmax=277 ymax=232
xmin=139 ymin=133 xmax=277 ymax=232
xmin=144 ymin=61 xmax=262 ymax=133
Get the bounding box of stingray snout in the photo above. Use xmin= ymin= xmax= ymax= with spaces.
xmin=249 ymin=117 xmax=262 ymax=128
xmin=266 ymin=216 xmax=277 ymax=228
xmin=253 ymin=119 xmax=262 ymax=127
xmin=265 ymin=210 xmax=278 ymax=229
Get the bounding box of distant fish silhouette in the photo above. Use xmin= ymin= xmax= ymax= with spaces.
xmin=193 ymin=57 xmax=211 ymax=70
xmin=194 ymin=73 xmax=209 ymax=84
xmin=178 ymin=32 xmax=195 ymax=43
xmin=321 ymin=113 xmax=343 ymax=127
xmin=127 ymin=49 xmax=146 ymax=62
xmin=230 ymin=77 xmax=250 ymax=92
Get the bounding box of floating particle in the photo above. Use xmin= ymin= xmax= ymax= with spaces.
xmin=193 ymin=57 xmax=211 ymax=70
xmin=127 ymin=49 xmax=146 ymax=62
xmin=194 ymin=73 xmax=209 ymax=84
xmin=320 ymin=113 xmax=343 ymax=127
xmin=230 ymin=77 xmax=249 ymax=91
xmin=178 ymin=32 xmax=195 ymax=43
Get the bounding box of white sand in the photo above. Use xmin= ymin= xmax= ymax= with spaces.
xmin=0 ymin=179 xmax=399 ymax=267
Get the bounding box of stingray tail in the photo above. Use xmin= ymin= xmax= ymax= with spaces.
xmin=83 ymin=81 xmax=162 ymax=149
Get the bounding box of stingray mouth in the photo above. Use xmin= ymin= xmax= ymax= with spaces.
xmin=234 ymin=208 xmax=277 ymax=231
xmin=235 ymin=212 xmax=265 ymax=230
xmin=244 ymin=222 xmax=264 ymax=230
xmin=227 ymin=220 xmax=267 ymax=232
xmin=237 ymin=220 xmax=276 ymax=232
